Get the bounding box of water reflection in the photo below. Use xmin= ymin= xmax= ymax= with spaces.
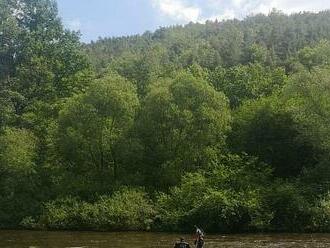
xmin=0 ymin=231 xmax=330 ymax=248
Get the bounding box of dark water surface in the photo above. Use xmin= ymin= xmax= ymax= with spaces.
xmin=1 ymin=231 xmax=330 ymax=247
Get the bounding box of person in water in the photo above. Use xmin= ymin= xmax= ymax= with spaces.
xmin=174 ymin=237 xmax=191 ymax=248
xmin=194 ymin=226 xmax=205 ymax=248
xmin=194 ymin=235 xmax=204 ymax=248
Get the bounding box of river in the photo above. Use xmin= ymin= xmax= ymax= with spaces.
xmin=1 ymin=231 xmax=330 ymax=247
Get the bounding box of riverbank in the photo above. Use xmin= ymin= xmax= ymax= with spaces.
xmin=6 ymin=184 xmax=330 ymax=234
xmin=1 ymin=230 xmax=330 ymax=248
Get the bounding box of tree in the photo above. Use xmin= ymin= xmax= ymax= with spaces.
xmin=209 ymin=63 xmax=287 ymax=108
xmin=298 ymin=40 xmax=330 ymax=70
xmin=243 ymin=43 xmax=271 ymax=65
xmin=0 ymin=128 xmax=39 ymax=226
xmin=229 ymin=97 xmax=316 ymax=177
xmin=284 ymin=68 xmax=330 ymax=152
xmin=55 ymin=72 xmax=139 ymax=196
xmin=0 ymin=0 xmax=20 ymax=83
xmin=0 ymin=0 xmax=91 ymax=115
xmin=209 ymin=21 xmax=244 ymax=67
xmin=156 ymin=154 xmax=273 ymax=232
xmin=135 ymin=72 xmax=231 ymax=189
xmin=281 ymin=68 xmax=330 ymax=195
xmin=109 ymin=45 xmax=176 ymax=97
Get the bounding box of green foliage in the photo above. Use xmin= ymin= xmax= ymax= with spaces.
xmin=135 ymin=72 xmax=231 ymax=189
xmin=0 ymin=128 xmax=40 ymax=226
xmin=155 ymin=154 xmax=273 ymax=232
xmin=311 ymin=193 xmax=330 ymax=231
xmin=109 ymin=45 xmax=175 ymax=96
xmin=1 ymin=0 xmax=91 ymax=107
xmin=86 ymin=10 xmax=330 ymax=73
xmin=283 ymin=68 xmax=330 ymax=152
xmin=2 ymin=1 xmax=330 ymax=233
xmin=281 ymin=68 xmax=330 ymax=199
xmin=37 ymin=188 xmax=155 ymax=231
xmin=55 ymin=72 xmax=139 ymax=196
xmin=209 ymin=64 xmax=287 ymax=108
xmin=230 ymin=97 xmax=316 ymax=177
xmin=266 ymin=181 xmax=312 ymax=231
xmin=0 ymin=128 xmax=37 ymax=173
xmin=243 ymin=44 xmax=271 ymax=65
xmin=0 ymin=0 xmax=92 ymax=226
xmin=298 ymin=40 xmax=330 ymax=70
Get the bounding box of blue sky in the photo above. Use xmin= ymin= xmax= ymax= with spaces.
xmin=57 ymin=0 xmax=330 ymax=43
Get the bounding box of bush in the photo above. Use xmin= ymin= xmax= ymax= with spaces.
xmin=38 ymin=197 xmax=84 ymax=230
xmin=95 ymin=188 xmax=156 ymax=230
xmin=265 ymin=181 xmax=312 ymax=232
xmin=20 ymin=216 xmax=38 ymax=229
xmin=155 ymin=154 xmax=273 ymax=233
xmin=37 ymin=188 xmax=156 ymax=231
xmin=311 ymin=193 xmax=330 ymax=232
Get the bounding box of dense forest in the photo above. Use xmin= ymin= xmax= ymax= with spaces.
xmin=1 ymin=0 xmax=330 ymax=233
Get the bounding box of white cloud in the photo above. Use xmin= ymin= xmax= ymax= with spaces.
xmin=151 ymin=0 xmax=330 ymax=24
xmin=151 ymin=0 xmax=201 ymax=22
xmin=264 ymin=0 xmax=330 ymax=14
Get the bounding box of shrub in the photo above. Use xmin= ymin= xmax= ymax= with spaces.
xmin=37 ymin=188 xmax=155 ymax=231
xmin=266 ymin=181 xmax=312 ymax=232
xmin=155 ymin=154 xmax=273 ymax=233
xmin=311 ymin=193 xmax=330 ymax=232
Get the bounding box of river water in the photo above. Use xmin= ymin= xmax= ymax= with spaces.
xmin=1 ymin=231 xmax=330 ymax=247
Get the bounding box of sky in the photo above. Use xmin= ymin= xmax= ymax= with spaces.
xmin=56 ymin=0 xmax=330 ymax=43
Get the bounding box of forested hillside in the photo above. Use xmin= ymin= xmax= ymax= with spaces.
xmin=1 ymin=0 xmax=330 ymax=233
